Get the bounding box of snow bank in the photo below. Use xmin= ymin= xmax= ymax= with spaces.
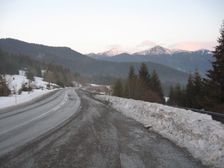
xmin=96 ymin=95 xmax=224 ymax=168
xmin=0 ymin=89 xmax=55 ymax=109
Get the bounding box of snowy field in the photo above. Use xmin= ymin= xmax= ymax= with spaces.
xmin=96 ymin=95 xmax=224 ymax=168
xmin=0 ymin=74 xmax=58 ymax=109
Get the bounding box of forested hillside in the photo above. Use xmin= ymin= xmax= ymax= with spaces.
xmin=0 ymin=50 xmax=77 ymax=87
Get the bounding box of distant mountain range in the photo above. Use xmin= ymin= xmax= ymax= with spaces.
xmin=0 ymin=38 xmax=190 ymax=88
xmin=88 ymin=46 xmax=213 ymax=76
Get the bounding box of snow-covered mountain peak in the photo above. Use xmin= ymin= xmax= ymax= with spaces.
xmin=196 ymin=49 xmax=212 ymax=54
xmin=150 ymin=46 xmax=172 ymax=55
xmin=98 ymin=47 xmax=126 ymax=56
xmin=136 ymin=45 xmax=172 ymax=55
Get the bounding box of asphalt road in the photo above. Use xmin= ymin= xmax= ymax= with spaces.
xmin=0 ymin=89 xmax=206 ymax=168
xmin=0 ymin=88 xmax=80 ymax=157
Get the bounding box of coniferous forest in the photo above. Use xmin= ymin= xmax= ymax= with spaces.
xmin=113 ymin=63 xmax=164 ymax=104
xmin=113 ymin=22 xmax=224 ymax=113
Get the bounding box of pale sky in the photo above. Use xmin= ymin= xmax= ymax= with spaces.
xmin=0 ymin=0 xmax=223 ymax=53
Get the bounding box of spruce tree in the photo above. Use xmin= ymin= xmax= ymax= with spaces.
xmin=207 ymin=22 xmax=224 ymax=109
xmin=138 ymin=63 xmax=150 ymax=87
xmin=191 ymin=70 xmax=204 ymax=108
xmin=127 ymin=66 xmax=137 ymax=98
xmin=112 ymin=79 xmax=123 ymax=97
xmin=185 ymin=74 xmax=194 ymax=107
xmin=138 ymin=63 xmax=151 ymax=101
xmin=150 ymin=70 xmax=164 ymax=102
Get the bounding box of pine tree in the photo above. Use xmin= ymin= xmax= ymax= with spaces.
xmin=138 ymin=63 xmax=150 ymax=87
xmin=150 ymin=70 xmax=164 ymax=102
xmin=185 ymin=74 xmax=194 ymax=107
xmin=207 ymin=22 xmax=224 ymax=110
xmin=138 ymin=63 xmax=151 ymax=101
xmin=112 ymin=79 xmax=123 ymax=97
xmin=127 ymin=66 xmax=137 ymax=98
xmin=193 ymin=70 xmax=204 ymax=108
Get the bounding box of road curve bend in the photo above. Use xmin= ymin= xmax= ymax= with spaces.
xmin=0 ymin=89 xmax=206 ymax=168
xmin=0 ymin=88 xmax=80 ymax=157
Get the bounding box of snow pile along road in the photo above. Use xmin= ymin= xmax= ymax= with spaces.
xmin=96 ymin=95 xmax=224 ymax=168
xmin=0 ymin=89 xmax=55 ymax=109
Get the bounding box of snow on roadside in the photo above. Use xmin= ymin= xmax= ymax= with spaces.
xmin=96 ymin=95 xmax=224 ymax=168
xmin=0 ymin=89 xmax=55 ymax=109
xmin=1 ymin=74 xmax=59 ymax=109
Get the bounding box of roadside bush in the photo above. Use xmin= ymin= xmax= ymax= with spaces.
xmin=21 ymin=83 xmax=32 ymax=92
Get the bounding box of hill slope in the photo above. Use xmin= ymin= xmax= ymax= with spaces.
xmin=0 ymin=38 xmax=189 ymax=85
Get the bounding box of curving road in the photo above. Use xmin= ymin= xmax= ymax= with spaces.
xmin=0 ymin=88 xmax=80 ymax=157
xmin=0 ymin=89 xmax=206 ymax=168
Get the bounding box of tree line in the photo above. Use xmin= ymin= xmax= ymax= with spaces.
xmin=168 ymin=22 xmax=224 ymax=113
xmin=113 ymin=63 xmax=164 ymax=103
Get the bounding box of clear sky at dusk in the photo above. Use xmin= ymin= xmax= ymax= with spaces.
xmin=0 ymin=0 xmax=223 ymax=53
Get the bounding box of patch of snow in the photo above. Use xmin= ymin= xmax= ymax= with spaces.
xmin=197 ymin=49 xmax=210 ymax=54
xmin=34 ymin=77 xmax=48 ymax=89
xmin=164 ymin=97 xmax=169 ymax=103
xmin=18 ymin=70 xmax=26 ymax=76
xmin=90 ymin=84 xmax=101 ymax=87
xmin=1 ymin=73 xmax=60 ymax=109
xmin=95 ymin=95 xmax=224 ymax=168
xmin=5 ymin=75 xmax=28 ymax=92
xmin=207 ymin=51 xmax=213 ymax=54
